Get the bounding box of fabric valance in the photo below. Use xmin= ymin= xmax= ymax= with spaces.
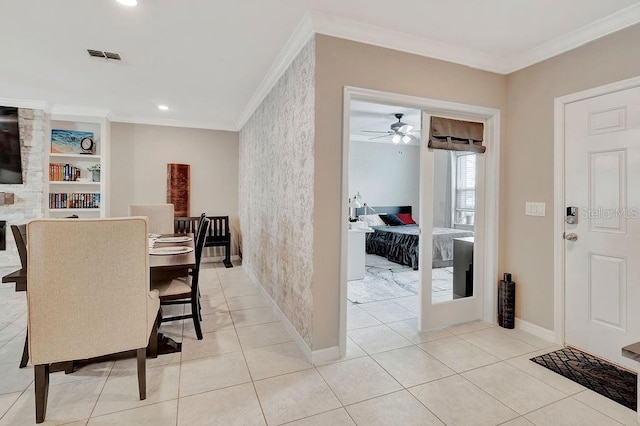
xmin=428 ymin=116 xmax=486 ymax=153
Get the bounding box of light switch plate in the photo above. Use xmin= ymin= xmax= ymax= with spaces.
xmin=526 ymin=202 xmax=546 ymax=216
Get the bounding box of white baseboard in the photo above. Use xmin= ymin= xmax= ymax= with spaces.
xmin=515 ymin=317 xmax=556 ymax=343
xmin=244 ymin=269 xmax=314 ymax=363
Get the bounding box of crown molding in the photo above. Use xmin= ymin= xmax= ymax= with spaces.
xmin=506 ymin=3 xmax=640 ymax=72
xmin=234 ymin=12 xmax=315 ymax=130
xmin=109 ymin=114 xmax=237 ymax=131
xmin=0 ymin=97 xmax=49 ymax=111
xmin=50 ymin=104 xmax=111 ymax=118
xmin=310 ymin=11 xmax=510 ymax=74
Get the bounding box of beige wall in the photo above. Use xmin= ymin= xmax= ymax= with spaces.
xmin=314 ymin=34 xmax=508 ymax=349
xmin=504 ymin=24 xmax=640 ymax=330
xmin=110 ymin=123 xmax=239 ymax=222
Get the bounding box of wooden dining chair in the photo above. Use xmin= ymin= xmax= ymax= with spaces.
xmin=205 ymin=215 xmax=233 ymax=268
xmin=27 ymin=217 xmax=160 ymax=423
xmin=174 ymin=216 xmax=200 ymax=234
xmin=10 ymin=224 xmax=29 ymax=369
xmin=151 ymin=217 xmax=209 ymax=340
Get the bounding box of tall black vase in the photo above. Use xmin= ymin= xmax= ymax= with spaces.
xmin=498 ymin=273 xmax=516 ymax=329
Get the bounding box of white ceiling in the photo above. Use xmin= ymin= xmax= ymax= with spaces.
xmin=1 ymin=0 xmax=639 ymax=131
xmin=350 ymin=101 xmax=420 ymax=145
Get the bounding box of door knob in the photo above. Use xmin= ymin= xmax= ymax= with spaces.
xmin=564 ymin=233 xmax=578 ymax=241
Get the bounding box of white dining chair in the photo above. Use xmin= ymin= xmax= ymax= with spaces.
xmin=128 ymin=203 xmax=174 ymax=235
xmin=27 ymin=217 xmax=160 ymax=423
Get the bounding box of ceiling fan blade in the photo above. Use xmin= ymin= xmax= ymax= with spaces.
xmin=361 ymin=130 xmax=392 ymax=134
xmin=368 ymin=134 xmax=392 ymax=140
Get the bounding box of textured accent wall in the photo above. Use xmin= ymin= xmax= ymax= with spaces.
xmin=0 ymin=109 xmax=46 ymax=267
xmin=239 ymin=37 xmax=315 ymax=346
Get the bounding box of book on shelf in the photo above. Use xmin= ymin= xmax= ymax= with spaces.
xmin=49 ymin=163 xmax=81 ymax=182
xmin=49 ymin=193 xmax=100 ymax=209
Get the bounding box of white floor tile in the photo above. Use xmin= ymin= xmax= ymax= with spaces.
xmin=226 ymin=295 xmax=270 ymax=311
xmin=347 ymin=325 xmax=412 ymax=354
xmin=223 ymin=284 xmax=261 ymax=299
xmin=284 ymin=408 xmax=355 ymax=425
xmin=317 ymin=356 xmax=402 ymax=405
xmin=372 ymin=346 xmax=455 ymax=387
xmin=410 ymin=374 xmax=519 ymax=426
xmin=0 ymin=362 xmax=33 ymax=395
xmin=199 ymin=296 xmax=229 ymax=315
xmin=230 ymin=306 xmax=278 ymax=328
xmin=177 ymin=383 xmax=265 ymax=426
xmin=462 ymin=362 xmax=566 ymax=415
xmin=93 ymin=363 xmax=180 ymax=417
xmin=386 ymin=319 xmax=454 ymax=344
xmin=499 ymin=418 xmax=535 ymax=426
xmin=446 ymin=320 xmax=492 ymax=335
xmin=346 ymin=306 xmax=382 ymax=330
xmin=572 ymin=389 xmax=638 ymax=426
xmin=244 ymin=341 xmax=312 ymax=380
xmin=359 ymin=300 xmax=416 ymax=323
xmin=180 ymin=328 xmax=241 ymax=361
xmin=236 ymin=322 xmax=293 ymax=350
xmin=254 ymin=369 xmax=341 ymax=425
xmin=525 ymin=397 xmax=621 ymax=425
xmin=0 ymin=392 xmax=21 ymax=419
xmin=419 ymin=336 xmax=500 ymax=373
xmin=88 ymin=400 xmax=178 ymax=426
xmin=1 ymin=377 xmax=104 ymax=425
xmin=459 ymin=328 xmax=537 ymax=360
xmin=346 ymin=390 xmax=443 ymax=426
xmin=179 ymin=351 xmax=251 ymax=397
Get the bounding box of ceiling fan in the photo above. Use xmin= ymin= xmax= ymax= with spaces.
xmin=362 ymin=113 xmax=420 ymax=144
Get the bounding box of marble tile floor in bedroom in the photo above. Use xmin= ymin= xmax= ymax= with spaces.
xmin=0 ymin=263 xmax=636 ymax=425
xmin=348 ymin=254 xmax=454 ymax=305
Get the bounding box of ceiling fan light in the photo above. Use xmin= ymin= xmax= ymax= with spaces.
xmin=392 ymin=134 xmax=401 ymax=144
xmin=399 ymin=124 xmax=414 ymax=134
xmin=402 ymin=135 xmax=411 ymax=144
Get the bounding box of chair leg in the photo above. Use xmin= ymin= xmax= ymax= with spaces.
xmin=223 ymin=242 xmax=232 ymax=268
xmin=147 ymin=311 xmax=159 ymax=359
xmin=20 ymin=329 xmax=29 ymax=368
xmin=136 ymin=348 xmax=146 ymax=400
xmin=191 ymin=299 xmax=203 ymax=340
xmin=34 ymin=364 xmax=50 ymax=424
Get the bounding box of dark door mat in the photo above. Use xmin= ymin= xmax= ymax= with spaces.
xmin=530 ymin=347 xmax=637 ymax=411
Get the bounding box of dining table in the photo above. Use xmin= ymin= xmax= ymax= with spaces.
xmin=1 ymin=232 xmax=196 ymax=364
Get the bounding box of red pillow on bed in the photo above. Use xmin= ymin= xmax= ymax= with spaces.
xmin=396 ymin=213 xmax=416 ymax=225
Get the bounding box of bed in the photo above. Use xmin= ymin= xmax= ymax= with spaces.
xmin=355 ymin=206 xmax=473 ymax=270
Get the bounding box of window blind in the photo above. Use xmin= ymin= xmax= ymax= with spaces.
xmin=429 ymin=116 xmax=486 ymax=153
xmin=454 ymin=153 xmax=476 ymax=226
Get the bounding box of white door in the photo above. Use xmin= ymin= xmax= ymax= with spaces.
xmin=565 ymin=86 xmax=640 ymax=369
xmin=419 ymin=111 xmax=485 ymax=330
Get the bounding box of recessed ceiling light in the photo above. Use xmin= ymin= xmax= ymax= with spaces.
xmin=158 ymin=105 xmax=169 ymax=111
xmin=116 ymin=0 xmax=137 ymax=6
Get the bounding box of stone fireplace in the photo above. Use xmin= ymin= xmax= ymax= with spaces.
xmin=0 ymin=108 xmax=46 ymax=268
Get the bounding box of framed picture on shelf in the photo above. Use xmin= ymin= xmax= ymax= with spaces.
xmin=51 ymin=129 xmax=94 ymax=154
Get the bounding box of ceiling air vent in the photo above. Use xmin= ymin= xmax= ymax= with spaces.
xmin=87 ymin=49 xmax=123 ymax=62
xmin=87 ymin=49 xmax=106 ymax=58
xmin=104 ymin=52 xmax=121 ymax=61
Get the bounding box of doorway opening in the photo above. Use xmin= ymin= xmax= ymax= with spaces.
xmin=339 ymin=87 xmax=501 ymax=358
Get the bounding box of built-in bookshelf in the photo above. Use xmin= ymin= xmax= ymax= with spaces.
xmin=46 ymin=112 xmax=109 ymax=218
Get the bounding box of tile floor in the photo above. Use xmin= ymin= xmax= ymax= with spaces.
xmin=0 ymin=263 xmax=637 ymax=425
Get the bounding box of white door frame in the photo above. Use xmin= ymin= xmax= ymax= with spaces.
xmin=553 ymin=75 xmax=640 ymax=345
xmin=340 ymin=86 xmax=501 ymax=357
